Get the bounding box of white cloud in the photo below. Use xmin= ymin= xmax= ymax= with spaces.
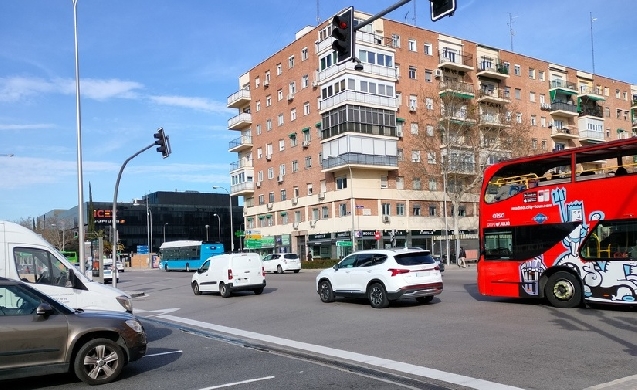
xmin=0 ymin=123 xmax=56 ymax=130
xmin=0 ymin=76 xmax=143 ymax=102
xmin=149 ymin=95 xmax=233 ymax=114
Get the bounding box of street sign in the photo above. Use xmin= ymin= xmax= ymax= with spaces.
xmin=374 ymin=231 xmax=381 ymax=240
xmin=137 ymin=245 xmax=149 ymax=254
xmin=336 ymin=240 xmax=352 ymax=247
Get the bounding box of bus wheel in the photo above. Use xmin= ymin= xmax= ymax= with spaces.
xmin=186 ymin=263 xmax=190 ymax=272
xmin=545 ymin=271 xmax=582 ymax=308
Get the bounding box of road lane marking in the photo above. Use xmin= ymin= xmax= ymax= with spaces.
xmin=157 ymin=313 xmax=524 ymax=390
xmin=199 ymin=376 xmax=275 ymax=389
xmin=144 ymin=350 xmax=183 ymax=357
xmin=584 ymin=374 xmax=637 ymax=389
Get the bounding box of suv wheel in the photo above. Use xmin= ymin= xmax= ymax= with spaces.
xmin=318 ymin=280 xmax=335 ymax=303
xmin=73 ymin=338 xmax=125 ymax=385
xmin=367 ymin=283 xmax=389 ymax=308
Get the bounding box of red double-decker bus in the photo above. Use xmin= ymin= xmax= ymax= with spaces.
xmin=477 ymin=137 xmax=637 ymax=308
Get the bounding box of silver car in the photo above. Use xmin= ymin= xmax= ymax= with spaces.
xmin=0 ymin=277 xmax=147 ymax=385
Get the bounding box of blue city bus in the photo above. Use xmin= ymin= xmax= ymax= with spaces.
xmin=158 ymin=240 xmax=225 ymax=272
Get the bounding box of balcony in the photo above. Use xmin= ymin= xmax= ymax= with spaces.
xmin=578 ymin=85 xmax=605 ymax=102
xmin=439 ymin=81 xmax=475 ymax=99
xmin=633 ymin=118 xmax=637 ymax=130
xmin=230 ymin=181 xmax=255 ymax=196
xmin=550 ymin=101 xmax=579 ymax=118
xmin=319 ymin=90 xmax=398 ymax=112
xmin=317 ymin=60 xmax=398 ymax=84
xmin=632 ymin=98 xmax=637 ymax=108
xmin=227 ymin=89 xmax=251 ymax=108
xmin=476 ymin=62 xmax=509 ymax=80
xmin=579 ymin=105 xmax=603 ymax=118
xmin=228 ymin=135 xmax=253 ymax=153
xmin=550 ymin=127 xmax=578 ymax=141
xmin=479 ymin=114 xmax=507 ymax=127
xmin=446 ymin=162 xmax=476 ymax=176
xmin=317 ymin=30 xmax=394 ymax=54
xmin=321 ymin=152 xmax=398 ymax=173
xmin=578 ymin=117 xmax=604 ymax=143
xmin=438 ymin=51 xmax=474 ymax=72
xmin=477 ymin=88 xmax=510 ymax=105
xmin=230 ymin=159 xmax=253 ymax=172
xmin=228 ymin=112 xmax=252 ymax=130
xmin=549 ymin=80 xmax=578 ymax=94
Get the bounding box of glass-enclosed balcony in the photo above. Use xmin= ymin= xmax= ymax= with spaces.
xmin=321 ymin=153 xmax=398 ymax=172
xmin=578 ymin=116 xmax=604 ymax=143
xmin=319 ymin=90 xmax=398 ymax=112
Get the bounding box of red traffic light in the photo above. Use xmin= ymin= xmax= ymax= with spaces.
xmin=337 ymin=20 xmax=348 ymax=29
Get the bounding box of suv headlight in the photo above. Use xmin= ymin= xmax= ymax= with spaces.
xmin=116 ymin=295 xmax=133 ymax=313
xmin=125 ymin=319 xmax=144 ymax=333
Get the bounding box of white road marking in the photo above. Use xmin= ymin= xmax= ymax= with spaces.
xmin=199 ymin=376 xmax=275 ymax=389
xmin=144 ymin=350 xmax=182 ymax=357
xmin=157 ymin=313 xmax=524 ymax=390
xmin=134 ymin=308 xmax=180 ymax=316
xmin=583 ymin=374 xmax=637 ymax=389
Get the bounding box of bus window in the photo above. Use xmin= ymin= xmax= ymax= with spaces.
xmin=581 ymin=220 xmax=637 ymax=259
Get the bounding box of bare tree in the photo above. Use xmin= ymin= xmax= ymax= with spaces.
xmin=403 ymin=75 xmax=534 ymax=261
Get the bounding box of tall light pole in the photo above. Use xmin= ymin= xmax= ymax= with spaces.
xmin=213 ymin=186 xmax=234 ymax=252
xmin=331 ymin=155 xmax=356 ymax=252
xmin=163 ymin=222 xmax=168 ymax=243
xmin=72 ymin=0 xmax=86 ymax=274
xmin=205 ymin=224 xmax=210 ymax=241
xmin=145 ymin=194 xmax=152 ymax=269
xmin=212 ymin=214 xmax=221 ymax=242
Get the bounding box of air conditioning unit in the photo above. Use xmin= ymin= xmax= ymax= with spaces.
xmin=292 ymin=197 xmax=298 ymax=205
xmin=382 ymin=215 xmax=390 ymax=223
xmin=396 ymin=129 xmax=403 ymax=138
xmin=277 ymin=175 xmax=284 ymax=183
xmin=434 ymin=69 xmax=443 ymax=79
xmin=265 ymin=154 xmax=272 ymax=161
xmin=409 ymin=104 xmax=417 ymax=112
xmin=309 ymin=220 xmax=316 ymax=228
xmin=292 ymin=222 xmax=299 ymax=229
xmin=267 ymin=202 xmax=273 ymax=210
xmin=287 ymin=94 xmax=294 ymax=101
xmin=311 ymin=81 xmax=318 ymax=88
xmin=302 ymin=141 xmax=310 ymax=148
xmin=318 ymin=192 xmax=325 ymax=200
xmin=263 ymin=80 xmax=270 ymax=87
xmin=256 ymin=181 xmax=261 ymax=188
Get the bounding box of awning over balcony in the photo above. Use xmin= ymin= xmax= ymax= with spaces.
xmin=302 ymin=127 xmax=310 ymax=132
xmin=280 ymin=211 xmax=287 ymax=216
xmin=580 ymin=95 xmax=605 ymax=102
xmin=289 ymin=132 xmax=297 ymax=138
xmin=315 ymin=122 xmax=321 ymax=128
xmin=396 ymin=117 xmax=405 ymax=123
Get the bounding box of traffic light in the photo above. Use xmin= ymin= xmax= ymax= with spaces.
xmin=153 ymin=127 xmax=171 ymax=158
xmin=430 ymin=0 xmax=456 ymax=22
xmin=331 ymin=7 xmax=354 ymax=63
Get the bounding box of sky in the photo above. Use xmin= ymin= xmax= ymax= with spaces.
xmin=1 ymin=0 xmax=636 ymax=223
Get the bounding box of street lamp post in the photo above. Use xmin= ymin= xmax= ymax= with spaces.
xmin=163 ymin=222 xmax=168 ymax=243
xmin=205 ymin=224 xmax=210 ymax=241
xmin=213 ymin=186 xmax=234 ymax=252
xmin=330 ymin=155 xmax=356 ymax=252
xmin=212 ymin=214 xmax=221 ymax=242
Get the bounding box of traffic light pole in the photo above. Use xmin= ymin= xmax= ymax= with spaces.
xmin=111 ymin=143 xmax=155 ymax=289
xmin=352 ymin=0 xmax=412 ymax=31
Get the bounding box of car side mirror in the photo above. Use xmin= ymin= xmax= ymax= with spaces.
xmin=36 ymin=303 xmax=55 ymax=316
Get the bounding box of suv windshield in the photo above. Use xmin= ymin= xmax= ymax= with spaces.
xmin=394 ymin=252 xmax=435 ymax=266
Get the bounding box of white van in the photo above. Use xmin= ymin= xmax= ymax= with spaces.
xmin=191 ymin=252 xmax=265 ymax=297
xmin=0 ymin=220 xmax=132 ymax=313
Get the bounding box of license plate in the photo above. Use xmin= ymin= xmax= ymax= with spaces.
xmin=413 ymin=271 xmax=429 ymax=278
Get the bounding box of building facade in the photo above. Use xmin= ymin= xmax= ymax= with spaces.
xmin=226 ymin=9 xmax=637 ymax=260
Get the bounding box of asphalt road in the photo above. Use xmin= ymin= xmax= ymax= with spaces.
xmin=7 ymin=265 xmax=636 ymax=390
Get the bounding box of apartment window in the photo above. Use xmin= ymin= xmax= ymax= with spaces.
xmin=504 ymin=87 xmax=510 ymax=98
xmin=426 ymin=125 xmax=434 ymax=136
xmin=425 ymin=70 xmax=432 ymax=82
xmin=516 ymin=113 xmax=522 ymax=123
xmin=302 ymin=74 xmax=309 ymax=89
xmin=277 ymin=114 xmax=284 ymax=126
xmin=397 ymin=148 xmax=404 ymax=161
xmin=265 ymin=71 xmax=271 ymax=83
xmin=623 ymin=91 xmax=628 ymax=100
xmin=604 ymin=87 xmax=609 ymax=97
xmin=257 ymin=148 xmax=263 ymax=160
xmin=428 ymin=177 xmax=437 ymax=191
xmin=303 ymin=131 xmax=311 ymax=142
xmin=412 ymin=204 xmax=421 ymax=216
xmin=380 ymin=203 xmax=390 ymax=216
xmin=396 ymin=176 xmax=404 ymax=190
xmin=281 ymin=189 xmax=287 ymax=201
xmin=267 ymin=167 xmax=274 ymax=179
xmin=532 ymin=138 xmax=538 ymax=150
xmin=289 ymin=82 xmax=296 ymax=95
xmin=411 ymin=150 xmax=421 ymax=163
xmin=294 ymin=211 xmax=301 ymax=223
xmin=605 ymin=107 xmax=610 ymax=118
xmin=266 ymin=95 xmax=271 ymax=106
xmin=423 ymin=43 xmax=432 ymax=55
xmin=301 ymin=47 xmax=308 ymax=61
xmin=310 ymin=208 xmax=319 ymax=221
xmin=322 ymin=206 xmax=329 ymax=219
xmin=256 ymin=124 xmax=262 ymax=135
xmin=541 ymin=140 xmax=547 ymax=150
xmin=339 ymin=203 xmax=348 ymax=217
xmin=428 ymin=205 xmax=437 ymax=217
xmin=305 ymin=156 xmax=312 ymax=168
xmin=303 ymin=102 xmax=310 ymax=115
xmin=255 ymin=77 xmax=260 ymax=88
xmin=268 ymin=192 xmax=275 ymax=203
xmin=616 ymin=89 xmax=621 ymax=98
xmin=514 ymin=64 xmax=521 ymax=76
xmin=288 ymin=55 xmax=295 ymax=68
xmin=391 ymin=33 xmax=400 ymax=48
xmin=616 ymin=109 xmax=622 ymax=119
xmin=380 ymin=176 xmax=388 ymax=189
xmin=413 ymin=178 xmax=421 ymax=190
xmin=409 ymin=95 xmax=417 ymax=110
xmin=427 ymin=152 xmax=436 ymax=164
xmin=256 ymin=101 xmax=261 ymax=112
xmin=290 ymin=108 xmax=296 ymax=121
xmin=279 ymin=139 xmax=285 ymax=151
xmin=336 ymin=176 xmax=348 ymax=190
xmin=277 ymin=89 xmax=283 ymax=101
xmin=290 ymin=136 xmax=297 ymax=147
xmin=408 ymin=39 xmax=416 ymax=51
xmin=539 ymin=94 xmax=545 ymax=104
xmin=531 ymin=115 xmax=537 ymax=126
xmin=410 ymin=123 xmax=419 ymax=135
xmin=528 ymin=68 xmax=535 ymax=79
xmin=529 ymin=92 xmax=536 ymax=102
xmin=408 ymin=66 xmax=417 ymax=79
xmin=541 ymin=117 xmax=546 ymax=127
xmin=292 ymin=160 xmax=298 ymax=172
xmin=515 ymin=88 xmax=521 ymax=100
xmin=425 ymin=97 xmax=434 ymax=110
xmin=539 ymin=70 xmax=545 ymax=81
xmin=276 ymin=63 xmax=282 ymax=75
xmin=396 ymin=203 xmax=405 ymax=216
xmin=307 ymin=183 xmax=313 ymax=195
xmin=266 ymin=119 xmax=272 ymax=131
xmin=281 ymin=213 xmax=288 ymax=225
xmin=258 ymin=194 xmax=264 ymax=205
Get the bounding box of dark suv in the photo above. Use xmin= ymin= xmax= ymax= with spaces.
xmin=0 ymin=278 xmax=147 ymax=385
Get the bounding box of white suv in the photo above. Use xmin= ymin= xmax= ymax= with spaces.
xmin=316 ymin=248 xmax=443 ymax=308
xmin=263 ymin=253 xmax=301 ymax=274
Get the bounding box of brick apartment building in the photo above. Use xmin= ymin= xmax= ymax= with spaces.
xmin=225 ymin=8 xmax=637 ymax=260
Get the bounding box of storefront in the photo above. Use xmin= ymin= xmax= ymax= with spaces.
xmin=382 ymin=229 xmax=408 ymax=248
xmin=358 ymin=230 xmax=380 ymax=250
xmin=335 ymin=231 xmax=353 ymax=258
xmin=307 ymin=233 xmax=333 ymax=260
xmin=410 ymin=230 xmax=439 ymax=252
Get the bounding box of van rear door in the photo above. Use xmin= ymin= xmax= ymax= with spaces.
xmin=230 ymin=254 xmax=263 ymax=287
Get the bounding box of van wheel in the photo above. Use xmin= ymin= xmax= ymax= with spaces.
xmin=164 ymin=264 xmax=169 ymax=272
xmin=192 ymin=282 xmax=201 ymax=295
xmin=253 ymin=287 xmax=264 ymax=295
xmin=277 ymin=265 xmax=283 ymax=274
xmin=219 ymin=283 xmax=231 ymax=298
xmin=73 ymin=338 xmax=124 ymax=385
xmin=186 ymin=263 xmax=190 ymax=272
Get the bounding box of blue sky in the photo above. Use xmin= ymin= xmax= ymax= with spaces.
xmin=1 ymin=0 xmax=635 ymax=222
